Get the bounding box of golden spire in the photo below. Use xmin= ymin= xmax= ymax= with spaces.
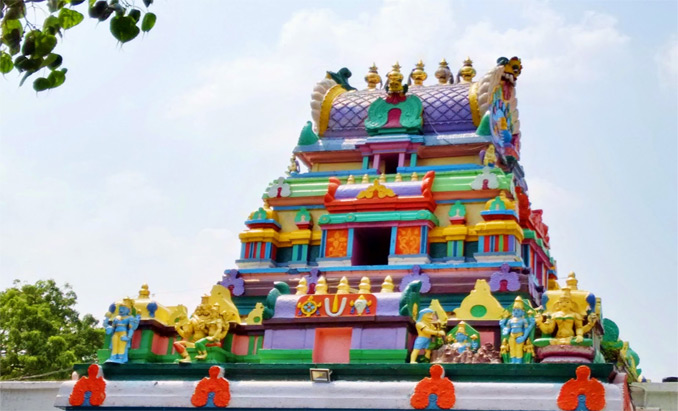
xmin=435 ymin=58 xmax=452 ymax=84
xmin=361 ymin=174 xmax=370 ymax=183
xmin=386 ymin=62 xmax=405 ymax=94
xmin=566 ymin=272 xmax=579 ymax=290
xmin=381 ymin=275 xmax=394 ymax=293
xmin=138 ymin=283 xmax=150 ymax=299
xmin=410 ymin=171 xmax=419 ymax=181
xmin=395 ymin=172 xmax=402 ymax=182
xmin=316 ymin=276 xmax=328 ymax=294
xmin=358 ymin=277 xmax=371 ymax=294
xmin=410 ymin=59 xmax=427 ymax=86
xmin=337 ymin=277 xmax=350 ymax=294
xmin=458 ymin=57 xmax=476 ymax=83
xmin=347 ymin=174 xmax=355 ymax=184
xmin=364 ymin=63 xmax=382 ymax=90
xmin=379 ymin=173 xmax=386 ymax=183
xmin=296 ymin=277 xmax=308 ymax=295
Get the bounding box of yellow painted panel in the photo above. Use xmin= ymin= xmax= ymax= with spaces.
xmin=433 ymin=202 xmax=485 ymax=228
xmin=316 ymin=162 xmax=363 ymax=172
xmin=418 ymin=155 xmax=480 ymax=166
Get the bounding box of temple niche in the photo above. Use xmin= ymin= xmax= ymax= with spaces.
xmin=56 ymin=57 xmax=642 ymax=411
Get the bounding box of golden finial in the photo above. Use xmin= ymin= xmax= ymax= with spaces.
xmin=410 ymin=171 xmax=419 ymax=181
xmin=358 ymin=277 xmax=371 ymax=294
xmin=286 ymin=154 xmax=298 ymax=175
xmin=138 ymin=283 xmax=150 ymax=299
xmin=337 ymin=277 xmax=350 ymax=294
xmin=347 ymin=175 xmax=355 ymax=184
xmin=566 ymin=272 xmax=578 ymax=290
xmin=381 ymin=275 xmax=394 ymax=293
xmin=296 ymin=277 xmax=308 ymax=295
xmin=362 ymin=174 xmax=370 ymax=183
xmin=435 ymin=58 xmax=452 ymax=84
xmin=410 ymin=59 xmax=427 ymax=86
xmin=364 ymin=63 xmax=382 ymax=90
xmin=386 ymin=62 xmax=405 ymax=94
xmin=457 ymin=57 xmax=476 ymax=83
xmin=379 ymin=173 xmax=386 ymax=183
xmin=395 ymin=172 xmax=402 ymax=182
xmin=316 ymin=276 xmax=328 ymax=294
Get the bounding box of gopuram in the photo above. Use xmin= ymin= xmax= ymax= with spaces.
xmin=55 ymin=57 xmax=643 ymax=410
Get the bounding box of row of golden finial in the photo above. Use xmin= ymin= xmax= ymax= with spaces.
xmin=296 ymin=275 xmax=395 ymax=295
xmin=364 ymin=58 xmax=476 ymax=90
xmin=345 ymin=172 xmax=419 ymax=184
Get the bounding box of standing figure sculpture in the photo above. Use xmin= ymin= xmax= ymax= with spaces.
xmin=104 ymin=297 xmax=141 ymax=364
xmin=499 ymin=297 xmax=536 ymax=363
xmin=410 ymin=308 xmax=445 ymax=363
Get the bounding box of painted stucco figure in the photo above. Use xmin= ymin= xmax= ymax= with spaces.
xmin=535 ymin=289 xmax=598 ymax=347
xmin=103 ymin=297 xmax=140 ymax=364
xmin=500 ymin=297 xmax=536 ymax=363
xmin=410 ymin=308 xmax=445 ymax=363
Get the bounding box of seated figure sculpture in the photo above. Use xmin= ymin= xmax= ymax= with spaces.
xmin=534 ymin=289 xmax=598 ymax=346
xmin=174 ymin=297 xmax=230 ymax=363
xmin=103 ymin=297 xmax=141 ymax=364
xmin=499 ymin=297 xmax=536 ymax=363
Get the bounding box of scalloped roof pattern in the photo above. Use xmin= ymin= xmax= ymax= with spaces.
xmin=324 ymin=83 xmax=474 ymax=137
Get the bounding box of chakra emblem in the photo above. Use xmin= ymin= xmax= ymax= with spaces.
xmin=297 ymin=295 xmax=322 ymax=317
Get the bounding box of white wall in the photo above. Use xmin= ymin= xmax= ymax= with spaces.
xmin=0 ymin=381 xmax=62 ymax=411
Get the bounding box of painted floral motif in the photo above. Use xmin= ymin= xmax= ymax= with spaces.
xmin=410 ymin=364 xmax=455 ymax=409
xmin=400 ymin=265 xmax=431 ymax=293
xmin=325 ymin=229 xmax=348 ymax=257
xmin=191 ymin=366 xmax=231 ymax=408
xmin=356 ymin=179 xmax=396 ymax=199
xmin=557 ymin=365 xmax=606 ymax=411
xmin=489 ymin=263 xmax=520 ymax=292
xmin=396 ymin=226 xmax=421 ymax=255
xmin=69 ymin=364 xmax=106 ymax=407
xmin=219 ymin=269 xmax=245 ymax=296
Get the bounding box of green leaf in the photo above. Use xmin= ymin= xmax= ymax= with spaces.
xmin=69 ymin=0 xmax=86 ymax=5
xmin=34 ymin=33 xmax=57 ymax=57
xmin=128 ymin=9 xmax=141 ymax=23
xmin=143 ymin=0 xmax=153 ymax=7
xmin=58 ymin=8 xmax=84 ymax=30
xmin=43 ymin=16 xmax=61 ymax=36
xmin=5 ymin=4 xmax=26 ymax=20
xmin=43 ymin=53 xmax=62 ymax=69
xmin=2 ymin=19 xmax=23 ymax=54
xmin=0 ymin=51 xmax=13 ymax=74
xmin=141 ymin=12 xmax=156 ymax=32
xmin=21 ymin=31 xmax=38 ymax=55
xmin=33 ymin=77 xmax=52 ymax=92
xmin=110 ymin=16 xmax=139 ymax=43
xmin=48 ymin=68 xmax=66 ymax=88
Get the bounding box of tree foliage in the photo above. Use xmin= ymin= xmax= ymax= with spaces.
xmin=1 ymin=0 xmax=156 ymax=92
xmin=0 ymin=279 xmax=104 ymax=380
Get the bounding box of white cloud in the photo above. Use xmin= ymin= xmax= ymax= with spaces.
xmin=170 ymin=0 xmax=629 ymax=124
xmin=655 ymin=35 xmax=678 ymax=88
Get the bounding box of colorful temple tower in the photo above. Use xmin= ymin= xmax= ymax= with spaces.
xmin=56 ymin=57 xmax=643 ymax=410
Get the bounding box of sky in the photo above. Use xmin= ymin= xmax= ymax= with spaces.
xmin=1 ymin=0 xmax=676 ymax=380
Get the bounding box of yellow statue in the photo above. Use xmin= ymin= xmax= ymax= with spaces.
xmin=410 ymin=308 xmax=445 ymax=363
xmin=534 ymin=288 xmax=598 ymax=347
xmin=173 ymin=295 xmax=233 ymax=363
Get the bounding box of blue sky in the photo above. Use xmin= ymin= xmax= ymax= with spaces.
xmin=1 ymin=0 xmax=676 ymax=380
